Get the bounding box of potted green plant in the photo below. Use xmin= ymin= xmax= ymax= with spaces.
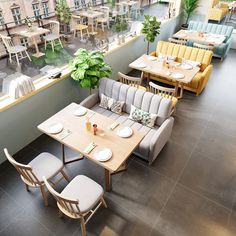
xmin=25 ymin=17 xmax=33 ymax=32
xmin=182 ymin=0 xmax=199 ymax=29
xmin=70 ymin=48 xmax=112 ymax=94
xmin=141 ymin=15 xmax=161 ymax=54
xmin=112 ymin=15 xmax=128 ymax=45
xmin=55 ymin=0 xmax=72 ymax=33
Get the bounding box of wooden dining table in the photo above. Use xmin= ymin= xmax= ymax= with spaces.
xmin=37 ymin=103 xmax=144 ymax=192
xmin=16 ymin=27 xmax=50 ymax=58
xmin=129 ymin=55 xmax=200 ymax=98
xmin=173 ymin=29 xmax=226 ymax=46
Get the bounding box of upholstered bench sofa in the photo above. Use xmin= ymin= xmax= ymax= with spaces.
xmin=150 ymin=41 xmax=213 ymax=96
xmin=208 ymin=0 xmax=229 ymax=22
xmin=187 ymin=21 xmax=233 ymax=60
xmin=80 ymin=78 xmax=174 ymax=165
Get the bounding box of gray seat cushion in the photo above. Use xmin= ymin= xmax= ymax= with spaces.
xmin=60 ymin=175 xmax=104 ymax=213
xmin=43 ymin=34 xmax=58 ymax=41
xmin=28 ymin=152 xmax=63 ymax=182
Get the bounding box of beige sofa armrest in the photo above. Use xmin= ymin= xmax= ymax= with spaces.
xmin=80 ymin=93 xmax=99 ymax=109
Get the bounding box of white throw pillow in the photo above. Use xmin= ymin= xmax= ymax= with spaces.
xmin=129 ymin=105 xmax=158 ymax=128
xmin=99 ymin=94 xmax=124 ymax=115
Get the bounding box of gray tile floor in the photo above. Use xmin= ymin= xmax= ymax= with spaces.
xmin=0 ymin=50 xmax=236 ymax=236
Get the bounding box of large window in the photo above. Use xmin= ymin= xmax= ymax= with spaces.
xmin=11 ymin=6 xmax=21 ymax=25
xmin=0 ymin=10 xmax=4 ymax=27
xmin=74 ymin=0 xmax=80 ymax=9
xmin=32 ymin=2 xmax=40 ymax=18
xmin=42 ymin=1 xmax=49 ymax=18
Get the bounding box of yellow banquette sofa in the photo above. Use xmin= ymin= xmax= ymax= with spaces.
xmin=149 ymin=41 xmax=213 ymax=96
xmin=208 ymin=0 xmax=229 ymax=22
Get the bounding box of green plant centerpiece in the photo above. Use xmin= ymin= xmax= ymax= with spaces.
xmin=141 ymin=15 xmax=161 ymax=54
xmin=55 ymin=0 xmax=72 ymax=33
xmin=182 ymin=0 xmax=199 ymax=28
xmin=112 ymin=14 xmax=128 ymax=44
xmin=25 ymin=17 xmax=33 ymax=32
xmin=70 ymin=48 xmax=112 ymax=94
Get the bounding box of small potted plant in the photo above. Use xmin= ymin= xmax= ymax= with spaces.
xmin=69 ymin=48 xmax=112 ymax=94
xmin=182 ymin=0 xmax=199 ymax=29
xmin=141 ymin=15 xmax=161 ymax=54
xmin=25 ymin=17 xmax=33 ymax=32
xmin=112 ymin=15 xmax=128 ymax=45
xmin=55 ymin=0 xmax=72 ymax=33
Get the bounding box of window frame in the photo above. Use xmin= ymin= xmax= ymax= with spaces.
xmin=42 ymin=1 xmax=49 ymax=18
xmin=11 ymin=7 xmax=21 ymax=25
xmin=32 ymin=2 xmax=40 ymax=19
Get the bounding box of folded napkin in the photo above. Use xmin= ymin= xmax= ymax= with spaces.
xmin=58 ymin=129 xmax=72 ymax=140
xmin=84 ymin=142 xmax=97 ymax=154
xmin=109 ymin=122 xmax=120 ymax=130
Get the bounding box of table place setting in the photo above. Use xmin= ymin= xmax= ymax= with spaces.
xmin=180 ymin=63 xmax=193 ymax=70
xmin=46 ymin=122 xmax=72 ymax=140
xmin=93 ymin=147 xmax=113 ymax=162
xmin=73 ymin=106 xmax=88 ymax=116
xmin=116 ymin=126 xmax=133 ymax=138
xmin=84 ymin=142 xmax=97 ymax=154
xmin=108 ymin=121 xmax=120 ymax=130
xmin=171 ymin=72 xmax=185 ymax=80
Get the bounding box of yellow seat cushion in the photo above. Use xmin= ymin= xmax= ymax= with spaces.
xmin=158 ymin=93 xmax=178 ymax=109
xmin=129 ymin=84 xmax=147 ymax=91
xmin=75 ymin=24 xmax=88 ymax=30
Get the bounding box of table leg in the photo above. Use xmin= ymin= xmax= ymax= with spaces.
xmin=179 ymin=82 xmax=184 ymax=99
xmin=61 ymin=143 xmax=84 ymax=165
xmin=32 ymin=36 xmax=45 ymax=58
xmin=174 ymin=81 xmax=179 ymax=97
xmin=104 ymin=169 xmax=111 ymax=192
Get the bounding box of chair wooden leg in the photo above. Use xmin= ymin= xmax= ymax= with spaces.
xmin=40 ymin=185 xmax=48 ymax=206
xmin=15 ymin=53 xmax=20 ymax=67
xmin=58 ymin=209 xmax=63 ymax=218
xmin=59 ymin=38 xmax=63 ymax=48
xmin=25 ymin=50 xmax=31 ymax=61
xmin=51 ymin=41 xmax=54 ymax=52
xmin=44 ymin=40 xmax=47 ymax=50
xmin=80 ymin=217 xmax=86 ymax=236
xmin=25 ymin=183 xmax=29 ymax=192
xmin=101 ymin=197 xmax=107 ymax=208
xmin=9 ymin=53 xmax=12 ymax=63
xmin=80 ymin=30 xmax=83 ymax=40
xmin=61 ymin=169 xmax=70 ymax=183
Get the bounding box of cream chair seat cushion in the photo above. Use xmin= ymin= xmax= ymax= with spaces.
xmin=43 ymin=34 xmax=58 ymax=41
xmin=60 ymin=175 xmax=104 ymax=213
xmin=28 ymin=152 xmax=63 ymax=182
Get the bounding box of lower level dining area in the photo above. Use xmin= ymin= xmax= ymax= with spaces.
xmin=0 ymin=49 xmax=236 ymax=236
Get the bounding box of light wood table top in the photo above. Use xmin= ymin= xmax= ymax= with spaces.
xmin=78 ymin=10 xmax=104 ymax=19
xmin=129 ymin=54 xmax=200 ymax=84
xmin=16 ymin=27 xmax=50 ymax=38
xmin=38 ymin=103 xmax=144 ymax=173
xmin=173 ymin=29 xmax=226 ymax=46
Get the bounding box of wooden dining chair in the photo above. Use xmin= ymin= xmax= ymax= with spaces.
xmin=71 ymin=15 xmax=90 ymax=39
xmin=43 ymin=175 xmax=107 ymax=236
xmin=96 ymin=6 xmax=110 ymax=32
xmin=44 ymin=21 xmax=63 ymax=52
xmin=193 ymin=42 xmax=214 ymax=51
xmin=4 ymin=148 xmax=70 ymax=206
xmin=118 ymin=72 xmax=146 ymax=91
xmin=149 ymin=81 xmax=178 ymax=114
xmin=0 ymin=34 xmax=31 ymax=67
xmin=168 ymin=37 xmax=187 ymax=45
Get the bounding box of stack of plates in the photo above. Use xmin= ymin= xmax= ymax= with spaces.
xmin=181 ymin=64 xmax=193 ymax=70
xmin=94 ymin=148 xmax=112 ymax=162
xmin=73 ymin=106 xmax=87 ymax=116
xmin=132 ymin=62 xmax=147 ymax=68
xmin=117 ymin=127 xmax=133 ymax=138
xmin=47 ymin=123 xmax=63 ymax=134
xmin=146 ymin=55 xmax=156 ymax=61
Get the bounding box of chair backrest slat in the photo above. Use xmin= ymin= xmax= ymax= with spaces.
xmin=0 ymin=34 xmax=14 ymax=52
xmin=43 ymin=177 xmax=81 ymax=217
xmin=168 ymin=37 xmax=187 ymax=45
xmin=49 ymin=21 xmax=60 ymax=37
xmin=149 ymin=82 xmax=175 ymax=99
xmin=4 ymin=148 xmax=41 ymax=186
xmin=118 ymin=72 xmax=142 ymax=88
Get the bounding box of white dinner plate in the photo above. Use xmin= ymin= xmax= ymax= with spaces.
xmin=94 ymin=148 xmax=112 ymax=162
xmin=47 ymin=123 xmax=63 ymax=134
xmin=171 ymin=73 xmax=185 ymax=79
xmin=146 ymin=55 xmax=157 ymax=61
xmin=117 ymin=127 xmax=133 ymax=138
xmin=133 ymin=62 xmax=147 ymax=68
xmin=181 ymin=64 xmax=193 ymax=70
xmin=73 ymin=106 xmax=87 ymax=116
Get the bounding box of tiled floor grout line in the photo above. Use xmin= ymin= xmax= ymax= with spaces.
xmin=148 ymin=109 xmax=215 ymax=236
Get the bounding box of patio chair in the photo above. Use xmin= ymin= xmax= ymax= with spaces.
xmin=96 ymin=6 xmax=110 ymax=31
xmin=44 ymin=21 xmax=63 ymax=52
xmin=193 ymin=42 xmax=214 ymax=51
xmin=118 ymin=72 xmax=146 ymax=91
xmin=149 ymin=81 xmax=178 ymax=114
xmin=71 ymin=15 xmax=90 ymax=39
xmin=4 ymin=148 xmax=70 ymax=206
xmin=168 ymin=37 xmax=187 ymax=45
xmin=43 ymin=175 xmax=107 ymax=236
xmin=0 ymin=34 xmax=31 ymax=67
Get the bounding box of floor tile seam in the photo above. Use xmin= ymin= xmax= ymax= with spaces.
xmin=132 ymin=157 xmax=177 ymax=183
xmin=178 ymin=182 xmax=233 ymax=212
